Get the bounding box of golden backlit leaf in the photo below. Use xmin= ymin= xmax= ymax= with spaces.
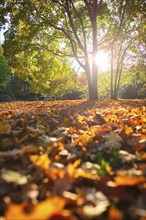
xmin=114 ymin=175 xmax=146 ymax=186
xmin=30 ymin=153 xmax=51 ymax=170
xmin=5 ymin=197 xmax=67 ymax=220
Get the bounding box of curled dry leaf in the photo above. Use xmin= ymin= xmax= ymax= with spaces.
xmin=119 ymin=150 xmax=136 ymax=163
xmin=100 ymin=131 xmax=123 ymax=150
xmin=83 ymin=190 xmax=110 ymax=217
xmin=52 ymin=127 xmax=69 ymax=136
xmin=27 ymin=126 xmax=44 ymax=138
xmin=1 ymin=169 xmax=28 ymax=185
xmin=0 ymin=136 xmax=19 ymax=149
xmin=38 ymin=135 xmax=58 ymax=147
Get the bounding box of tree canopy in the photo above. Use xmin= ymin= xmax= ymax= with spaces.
xmin=0 ymin=0 xmax=145 ymax=100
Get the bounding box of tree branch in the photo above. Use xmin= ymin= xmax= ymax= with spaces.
xmin=65 ymin=0 xmax=84 ymax=52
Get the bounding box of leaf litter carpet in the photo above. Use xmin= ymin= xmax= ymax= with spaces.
xmin=0 ymin=99 xmax=146 ymax=220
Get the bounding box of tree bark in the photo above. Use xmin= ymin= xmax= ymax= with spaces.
xmin=90 ymin=0 xmax=98 ymax=100
xmin=110 ymin=46 xmax=114 ymax=99
xmin=91 ymin=22 xmax=98 ymax=100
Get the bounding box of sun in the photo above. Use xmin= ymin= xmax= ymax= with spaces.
xmin=94 ymin=51 xmax=110 ymax=72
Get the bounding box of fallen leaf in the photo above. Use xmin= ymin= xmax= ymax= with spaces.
xmin=0 ymin=120 xmax=11 ymax=133
xmin=30 ymin=153 xmax=51 ymax=171
xmin=108 ymin=206 xmax=123 ymax=220
xmin=5 ymin=196 xmax=67 ymax=220
xmin=114 ymin=174 xmax=146 ymax=186
xmin=83 ymin=190 xmax=110 ymax=217
xmin=1 ymin=169 xmax=28 ymax=185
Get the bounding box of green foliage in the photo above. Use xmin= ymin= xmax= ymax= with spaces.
xmin=9 ymin=47 xmax=79 ymax=99
xmin=120 ymin=62 xmax=146 ymax=99
xmin=97 ymin=61 xmax=145 ymax=99
xmin=94 ymin=149 xmax=120 ymax=175
xmin=10 ymin=75 xmax=34 ymax=100
xmin=0 ymin=51 xmax=12 ymax=101
xmin=62 ymin=84 xmax=85 ymax=100
xmin=1 ymin=0 xmax=108 ymax=99
xmin=0 ymin=53 xmax=11 ymax=91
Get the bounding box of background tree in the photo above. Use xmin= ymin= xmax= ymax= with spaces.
xmin=120 ymin=61 xmax=146 ymax=99
xmin=8 ymin=43 xmax=80 ymax=99
xmin=0 ymin=46 xmax=13 ymax=101
xmin=102 ymin=0 xmax=146 ymax=99
xmin=0 ymin=0 xmax=110 ymax=100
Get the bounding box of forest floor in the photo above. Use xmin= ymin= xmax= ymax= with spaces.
xmin=0 ymin=99 xmax=146 ymax=220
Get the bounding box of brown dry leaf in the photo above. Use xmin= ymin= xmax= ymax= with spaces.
xmin=5 ymin=196 xmax=67 ymax=220
xmin=38 ymin=135 xmax=58 ymax=147
xmin=0 ymin=149 xmax=20 ymax=159
xmin=0 ymin=120 xmax=11 ymax=133
xmin=94 ymin=112 xmax=107 ymax=124
xmin=27 ymin=126 xmax=44 ymax=138
xmin=53 ymin=178 xmax=73 ymax=195
xmin=101 ymin=132 xmax=123 ymax=150
xmin=52 ymin=127 xmax=69 ymax=136
xmin=20 ymin=144 xmax=40 ymax=154
xmin=0 ymin=136 xmax=19 ymax=149
xmin=0 ymin=144 xmax=39 ymax=159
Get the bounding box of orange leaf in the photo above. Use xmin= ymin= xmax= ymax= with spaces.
xmin=5 ymin=196 xmax=66 ymax=220
xmin=108 ymin=206 xmax=123 ymax=220
xmin=30 ymin=153 xmax=51 ymax=170
xmin=114 ymin=175 xmax=146 ymax=186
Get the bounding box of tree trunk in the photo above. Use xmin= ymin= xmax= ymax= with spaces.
xmin=87 ymin=72 xmax=98 ymax=100
xmin=90 ymin=3 xmax=98 ymax=100
xmin=110 ymin=46 xmax=114 ymax=99
xmin=85 ymin=60 xmax=98 ymax=100
xmin=87 ymin=78 xmax=98 ymax=100
xmin=112 ymin=91 xmax=118 ymax=100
